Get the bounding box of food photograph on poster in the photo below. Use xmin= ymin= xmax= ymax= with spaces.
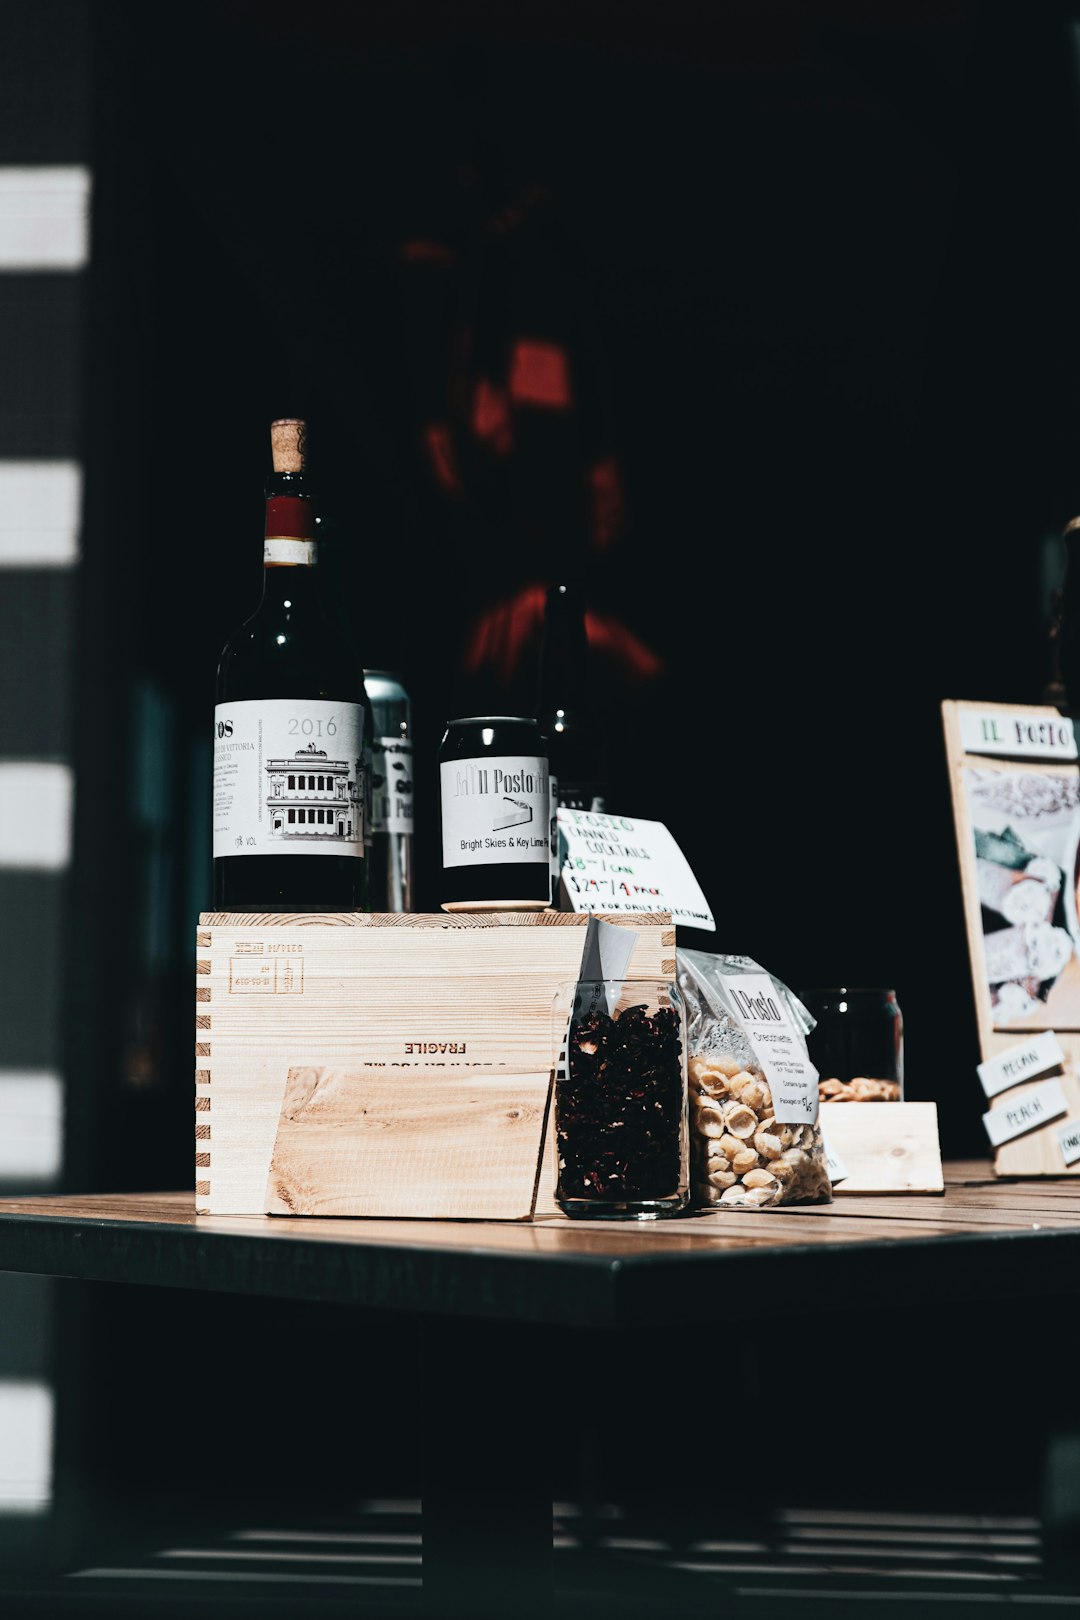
xmin=963 ymin=763 xmax=1080 ymax=1027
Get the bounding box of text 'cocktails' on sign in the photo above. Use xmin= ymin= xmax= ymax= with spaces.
xmin=557 ymin=810 xmax=715 ymax=930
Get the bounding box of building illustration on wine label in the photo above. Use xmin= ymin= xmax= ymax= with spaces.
xmin=265 ymin=742 xmax=361 ymax=842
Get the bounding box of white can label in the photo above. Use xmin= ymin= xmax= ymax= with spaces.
xmin=372 ymin=737 xmax=414 ymax=835
xmin=214 ymin=699 xmax=365 ymax=858
xmin=440 ymin=754 xmax=550 ymax=869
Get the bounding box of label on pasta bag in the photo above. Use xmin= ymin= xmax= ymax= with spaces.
xmin=720 ymin=971 xmax=819 ymax=1124
xmin=214 ymin=698 xmax=365 ymax=857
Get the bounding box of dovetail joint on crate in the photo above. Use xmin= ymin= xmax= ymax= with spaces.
xmin=196 ymin=1082 xmax=211 ymax=1206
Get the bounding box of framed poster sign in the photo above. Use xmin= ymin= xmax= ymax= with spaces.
xmin=942 ymin=699 xmax=1080 ymax=1175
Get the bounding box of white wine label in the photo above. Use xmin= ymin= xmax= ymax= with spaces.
xmin=549 ymin=773 xmax=560 ymax=898
xmin=440 ymin=754 xmax=550 ymax=869
xmin=362 ymin=738 xmax=373 ymax=848
xmin=719 ymin=971 xmax=820 ymax=1125
xmin=263 ymin=537 xmax=317 ymax=566
xmin=214 ymin=698 xmax=365 ymax=858
xmin=372 ymin=737 xmax=414 ymax=835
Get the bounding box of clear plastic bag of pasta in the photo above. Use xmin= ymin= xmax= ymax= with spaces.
xmin=677 ymin=949 xmax=832 ymax=1210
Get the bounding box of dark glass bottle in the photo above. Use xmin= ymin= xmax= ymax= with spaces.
xmin=438 ymin=716 xmax=551 ymax=910
xmin=1055 ymin=517 xmax=1080 ymax=713
xmin=534 ymin=582 xmax=610 ymax=812
xmin=212 ymin=419 xmax=368 ymax=911
xmin=364 ymin=668 xmax=414 ymax=912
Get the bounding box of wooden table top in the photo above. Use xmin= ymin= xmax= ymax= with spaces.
xmin=1 ymin=1161 xmax=1078 ymax=1327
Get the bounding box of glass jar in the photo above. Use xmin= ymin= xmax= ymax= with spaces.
xmin=552 ymin=977 xmax=690 ymax=1219
xmin=798 ymin=986 xmax=904 ymax=1102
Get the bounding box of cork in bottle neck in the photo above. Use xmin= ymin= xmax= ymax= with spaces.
xmin=270 ymin=418 xmax=307 ymax=474
xmin=265 ymin=418 xmax=314 ymax=550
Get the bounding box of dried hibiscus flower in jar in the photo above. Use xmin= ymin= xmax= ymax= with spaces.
xmin=555 ymin=983 xmax=689 ymax=1219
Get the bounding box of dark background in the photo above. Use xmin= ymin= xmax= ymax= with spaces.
xmin=10 ymin=0 xmax=1080 ymax=1606
xmin=74 ymin=0 xmax=1080 ymax=1185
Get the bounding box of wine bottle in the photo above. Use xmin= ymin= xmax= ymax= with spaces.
xmin=535 ymin=581 xmax=610 ymax=813
xmin=212 ymin=419 xmax=368 ymax=911
xmin=364 ymin=668 xmax=414 ymax=912
xmin=534 ymin=582 xmax=611 ymax=908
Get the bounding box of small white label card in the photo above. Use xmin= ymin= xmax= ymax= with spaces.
xmin=959 ymin=708 xmax=1078 ymax=761
xmin=574 ymin=912 xmax=640 ymax=1019
xmin=977 ymin=1031 xmax=1066 ymax=1100
xmin=822 ymin=1141 xmax=849 ymax=1184
xmin=720 ymin=971 xmax=819 ymax=1125
xmin=558 ymin=810 xmax=715 ymax=930
xmin=983 ymin=1077 xmax=1068 ymax=1148
xmin=1057 ymin=1117 xmax=1080 ymax=1168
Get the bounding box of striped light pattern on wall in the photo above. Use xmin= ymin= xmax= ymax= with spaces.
xmin=0 ymin=156 xmax=86 ymax=1202
xmin=0 ymin=166 xmax=89 ymax=271
xmin=0 ymin=762 xmax=73 ymax=870
xmin=0 ymin=11 xmax=94 ymax=1533
xmin=0 ymin=1380 xmax=53 ymax=1512
xmin=0 ymin=1073 xmax=62 ymax=1182
xmin=0 ymin=460 xmax=81 ymax=565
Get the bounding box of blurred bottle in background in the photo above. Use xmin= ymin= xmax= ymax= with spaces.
xmin=364 ymin=670 xmax=414 ymax=911
xmin=535 ymin=581 xmax=610 ymax=814
xmin=534 ymin=581 xmax=611 ymax=907
xmin=1049 ymin=515 xmax=1080 ymax=713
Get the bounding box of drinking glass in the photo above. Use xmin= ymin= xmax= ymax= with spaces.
xmin=551 ymin=977 xmax=690 ymax=1219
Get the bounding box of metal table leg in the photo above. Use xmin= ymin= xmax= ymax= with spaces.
xmin=421 ymin=1315 xmax=553 ymax=1620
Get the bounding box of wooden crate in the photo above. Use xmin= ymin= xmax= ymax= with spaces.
xmin=195 ymin=911 xmax=675 ymax=1220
